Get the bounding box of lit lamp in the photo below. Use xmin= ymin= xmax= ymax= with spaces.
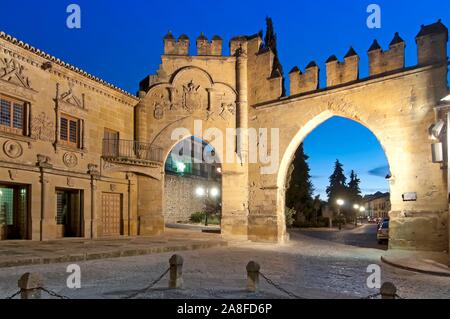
xmin=176 ymin=162 xmax=186 ymax=174
xmin=195 ymin=186 xmax=220 ymax=226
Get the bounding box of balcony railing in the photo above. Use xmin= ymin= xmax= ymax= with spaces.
xmin=102 ymin=139 xmax=163 ymax=165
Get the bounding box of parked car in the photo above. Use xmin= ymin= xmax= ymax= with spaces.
xmin=377 ymin=220 xmax=389 ymax=244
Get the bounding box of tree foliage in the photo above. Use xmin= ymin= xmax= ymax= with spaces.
xmin=285 ymin=144 xmax=314 ymax=223
xmin=264 ymin=17 xmax=285 ymax=96
xmin=326 ymin=160 xmax=348 ymax=207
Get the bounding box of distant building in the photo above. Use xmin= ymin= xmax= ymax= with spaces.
xmin=164 ymin=137 xmax=221 ymax=223
xmin=363 ymin=192 xmax=391 ymax=219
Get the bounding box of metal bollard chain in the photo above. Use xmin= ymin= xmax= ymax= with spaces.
xmin=38 ymin=287 xmax=70 ymax=299
xmin=5 ymin=290 xmax=22 ymax=299
xmin=123 ymin=267 xmax=170 ymax=299
xmin=5 ymin=287 xmax=70 ymax=299
xmin=259 ymin=272 xmax=303 ymax=299
xmin=362 ymin=292 xmax=381 ymax=299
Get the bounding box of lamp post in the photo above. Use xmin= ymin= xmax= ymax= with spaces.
xmin=195 ymin=186 xmax=220 ymax=226
xmin=359 ymin=206 xmax=366 ymax=223
xmin=353 ymin=204 xmax=360 ymax=227
xmin=336 ymin=199 xmax=344 ymax=231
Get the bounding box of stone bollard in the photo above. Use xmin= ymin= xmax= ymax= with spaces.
xmin=169 ymin=254 xmax=183 ymax=289
xmin=18 ymin=273 xmax=44 ymax=299
xmin=246 ymin=261 xmax=260 ymax=293
xmin=380 ymin=282 xmax=397 ymax=299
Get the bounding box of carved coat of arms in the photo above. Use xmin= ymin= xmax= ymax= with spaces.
xmin=182 ymin=80 xmax=202 ymax=113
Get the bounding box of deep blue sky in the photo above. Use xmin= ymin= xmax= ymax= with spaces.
xmin=1 ymin=0 xmax=448 ymax=199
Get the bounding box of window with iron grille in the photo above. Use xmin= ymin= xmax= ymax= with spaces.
xmin=0 ymin=95 xmax=25 ymax=135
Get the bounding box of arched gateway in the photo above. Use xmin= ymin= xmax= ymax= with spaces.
xmin=135 ymin=21 xmax=449 ymax=252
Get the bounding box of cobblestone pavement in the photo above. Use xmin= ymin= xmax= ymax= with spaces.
xmin=1 ymin=229 xmax=450 ymax=299
xmin=300 ymin=224 xmax=388 ymax=250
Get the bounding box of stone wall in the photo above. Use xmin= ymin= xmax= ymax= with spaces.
xmin=164 ymin=174 xmax=221 ymax=224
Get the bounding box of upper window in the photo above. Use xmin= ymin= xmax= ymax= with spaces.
xmin=0 ymin=95 xmax=25 ymax=135
xmin=60 ymin=114 xmax=80 ymax=148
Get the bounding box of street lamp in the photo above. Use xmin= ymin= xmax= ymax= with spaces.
xmin=336 ymin=199 xmax=344 ymax=230
xmin=195 ymin=187 xmax=205 ymax=197
xmin=195 ymin=186 xmax=220 ymax=226
xmin=353 ymin=204 xmax=360 ymax=227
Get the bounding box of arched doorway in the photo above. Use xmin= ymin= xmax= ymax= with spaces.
xmin=284 ymin=116 xmax=391 ymax=249
xmin=163 ymin=136 xmax=222 ymax=231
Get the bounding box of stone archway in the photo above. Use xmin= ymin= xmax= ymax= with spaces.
xmin=162 ymin=136 xmax=223 ymax=226
xmin=277 ymin=113 xmax=393 ymax=233
xmin=135 ymin=26 xmax=449 ymax=252
xmin=248 ymin=66 xmax=449 ymax=251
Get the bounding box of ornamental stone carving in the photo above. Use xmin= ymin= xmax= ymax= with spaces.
xmin=0 ymin=58 xmax=32 ymax=89
xmin=57 ymin=82 xmax=86 ymax=111
xmin=63 ymin=152 xmax=78 ymax=168
xmin=181 ymin=80 xmax=202 ymax=113
xmin=3 ymin=140 xmax=23 ymax=159
xmin=31 ymin=112 xmax=55 ymax=142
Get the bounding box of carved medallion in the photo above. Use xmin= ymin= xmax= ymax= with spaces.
xmin=63 ymin=152 xmax=78 ymax=168
xmin=31 ymin=112 xmax=55 ymax=142
xmin=154 ymin=104 xmax=164 ymax=120
xmin=0 ymin=58 xmax=31 ymax=89
xmin=182 ymin=80 xmax=202 ymax=113
xmin=3 ymin=140 xmax=23 ymax=159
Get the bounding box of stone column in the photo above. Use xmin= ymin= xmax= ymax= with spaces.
xmin=236 ymin=47 xmax=249 ymax=162
xmin=38 ymin=155 xmax=55 ymax=241
xmin=220 ymin=45 xmax=250 ymax=240
xmin=136 ymin=91 xmax=148 ymax=144
xmin=88 ymin=164 xmax=100 ymax=239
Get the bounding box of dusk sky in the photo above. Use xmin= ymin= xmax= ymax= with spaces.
xmin=1 ymin=0 xmax=449 ymax=199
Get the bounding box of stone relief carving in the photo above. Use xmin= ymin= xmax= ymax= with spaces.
xmin=31 ymin=112 xmax=55 ymax=142
xmin=67 ymin=177 xmax=74 ymax=187
xmin=57 ymin=82 xmax=85 ymax=110
xmin=88 ymin=163 xmax=100 ymax=176
xmin=0 ymin=58 xmax=31 ymax=89
xmin=63 ymin=152 xmax=78 ymax=168
xmin=36 ymin=154 xmax=52 ymax=168
xmin=327 ymin=98 xmax=360 ymax=121
xmin=181 ymin=80 xmax=202 ymax=113
xmin=3 ymin=140 xmax=23 ymax=159
xmin=110 ymin=184 xmax=117 ymax=192
xmin=146 ymin=69 xmax=237 ymax=123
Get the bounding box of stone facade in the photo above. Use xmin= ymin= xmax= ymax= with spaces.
xmin=0 ymin=32 xmax=141 ymax=240
xmin=1 ymin=20 xmax=449 ymax=253
xmin=164 ymin=174 xmax=220 ymax=223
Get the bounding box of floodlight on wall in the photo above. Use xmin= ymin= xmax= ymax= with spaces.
xmin=429 ymin=119 xmax=445 ymax=141
xmin=441 ymin=94 xmax=450 ymax=102
xmin=432 ymin=143 xmax=444 ymax=163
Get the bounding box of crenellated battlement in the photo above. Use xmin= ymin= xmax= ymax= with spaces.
xmin=288 ymin=20 xmax=448 ymax=96
xmin=159 ymin=20 xmax=448 ymax=103
xmin=368 ymin=33 xmax=406 ymax=76
xmin=196 ymin=33 xmax=223 ymax=56
xmin=289 ymin=61 xmax=319 ymax=95
xmin=325 ymin=47 xmax=360 ymax=87
xmin=163 ymin=32 xmax=190 ymax=55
